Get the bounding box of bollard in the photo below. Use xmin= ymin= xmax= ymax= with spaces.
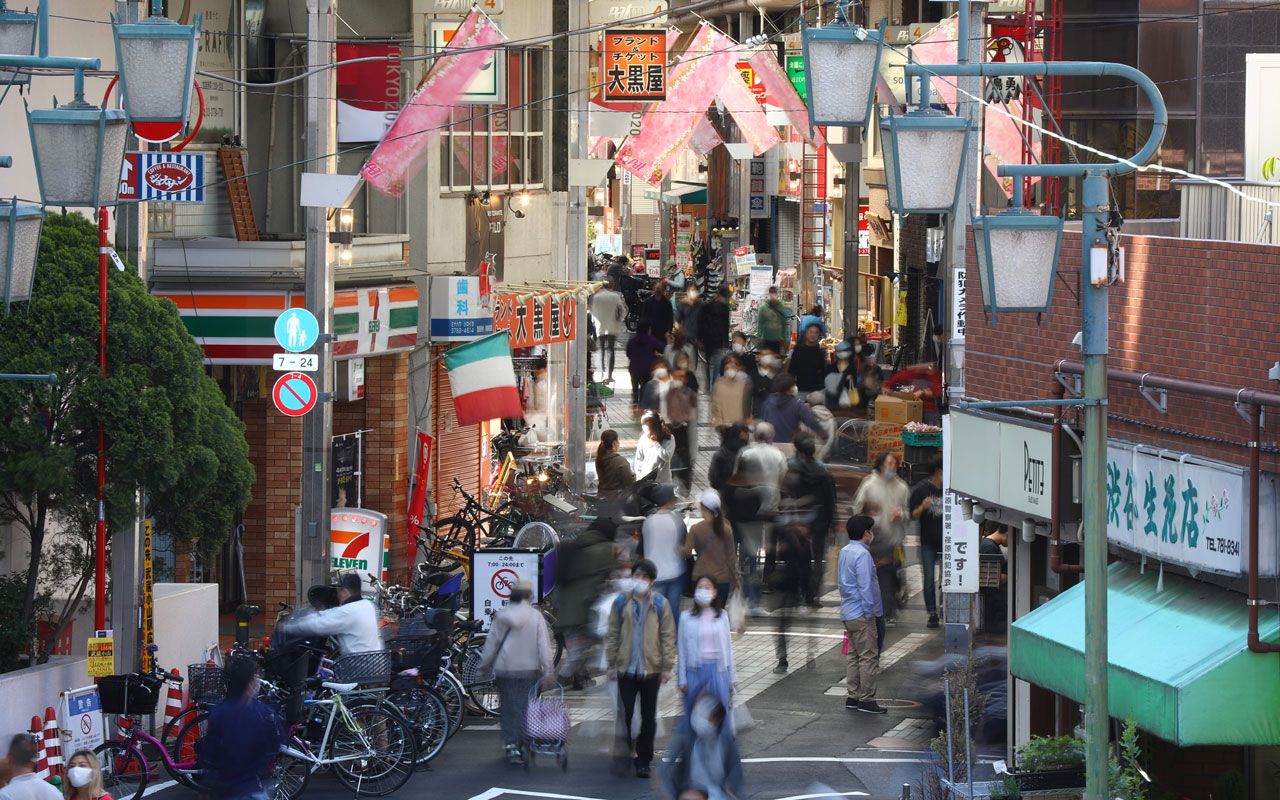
xmin=31 ymin=715 xmax=48 ymax=780
xmin=162 ymin=667 xmax=185 ymax=730
xmin=42 ymin=707 xmax=62 ymax=780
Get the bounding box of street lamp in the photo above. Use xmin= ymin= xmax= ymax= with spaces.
xmin=881 ymin=106 xmax=973 ymax=215
xmin=973 ymin=207 xmax=1064 ymax=322
xmin=0 ymin=199 xmax=44 ymax=311
xmin=112 ymin=9 xmax=201 ymax=142
xmin=0 ymin=3 xmax=36 ymax=86
xmin=27 ymin=101 xmax=128 ymax=207
xmin=801 ymin=15 xmax=884 ymax=129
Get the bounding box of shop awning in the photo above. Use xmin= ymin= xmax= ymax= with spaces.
xmin=1010 ymin=561 xmax=1280 ymax=746
xmin=643 ymin=183 xmax=707 ymax=205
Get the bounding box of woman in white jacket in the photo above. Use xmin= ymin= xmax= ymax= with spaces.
xmin=677 ymin=577 xmax=735 ymax=716
xmin=633 ymin=413 xmax=675 ymax=483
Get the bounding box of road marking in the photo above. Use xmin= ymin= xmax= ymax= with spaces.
xmin=772 ymin=792 xmax=870 ymax=800
xmin=743 ymin=631 xmax=845 ymax=639
xmin=466 ymin=789 xmax=607 ymax=800
xmin=742 ymin=756 xmax=932 ymax=764
xmin=141 ymin=780 xmax=177 ymax=797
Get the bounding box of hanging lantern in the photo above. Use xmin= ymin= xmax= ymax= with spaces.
xmin=0 ymin=199 xmax=44 ymax=312
xmin=112 ymin=13 xmax=201 ymax=142
xmin=881 ymin=107 xmax=973 ymax=215
xmin=801 ymin=19 xmax=884 ymax=129
xmin=27 ymin=100 xmax=129 ymax=208
xmin=0 ymin=4 xmax=37 ymax=87
xmin=974 ymin=208 xmax=1064 ymax=322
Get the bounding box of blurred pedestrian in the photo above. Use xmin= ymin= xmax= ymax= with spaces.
xmin=606 ymin=559 xmax=677 ymax=779
xmin=759 ymin=373 xmax=825 ymax=445
xmin=826 ymin=341 xmax=860 ymax=408
xmin=839 ymin=515 xmax=884 ymax=714
xmin=642 ymin=282 xmax=675 ymax=343
xmin=590 ymin=281 xmax=626 ymax=382
xmin=787 ymin=322 xmax=831 ymax=400
xmin=0 ymin=735 xmax=62 ymax=800
xmin=639 ymin=359 xmax=673 ymax=418
xmin=711 ymin=353 xmax=752 ymax=427
xmin=909 ymin=460 xmax=944 ymax=628
xmin=698 ymin=287 xmax=731 ymax=389
xmin=883 ymin=363 xmax=943 ymax=417
xmin=639 ymin=484 xmax=688 ymax=618
xmin=852 ymin=452 xmax=910 ymax=625
xmin=675 ymin=285 xmax=702 ymax=343
xmin=667 ymin=366 xmax=699 ymax=495
xmin=754 ymin=285 xmax=791 ymax=355
xmin=766 ymin=514 xmax=810 ymax=673
xmin=658 ymin=695 xmax=743 ymax=800
xmin=477 ymin=580 xmax=555 ymax=763
xmin=706 ymin=422 xmax=750 ymax=495
xmin=797 ymin=305 xmax=826 ymax=338
xmin=735 ymin=422 xmax=787 ymax=613
xmin=556 ymin=518 xmax=618 ymax=689
xmin=635 ymin=413 xmax=675 ymax=484
xmin=684 ymin=489 xmax=740 ymax=603
xmin=665 ymin=328 xmax=697 ymax=376
xmin=729 ymin=331 xmax=756 ymax=376
xmin=596 ymin=430 xmax=636 ymax=497
xmin=196 ymin=656 xmax=287 ymax=798
xmin=783 ymin=434 xmax=837 ymax=606
xmin=677 ymin=577 xmax=735 ymax=713
xmin=671 ymin=349 xmax=701 ymax=395
xmin=627 ymin=322 xmax=665 ymax=400
xmin=752 ymin=348 xmax=780 ymax=415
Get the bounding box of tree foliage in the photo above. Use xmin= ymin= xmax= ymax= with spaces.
xmin=0 ymin=212 xmax=253 ymax=664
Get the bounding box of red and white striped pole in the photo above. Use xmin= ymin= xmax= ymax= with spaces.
xmin=30 ymin=715 xmax=48 ymax=780
xmin=42 ymin=707 xmax=62 ymax=781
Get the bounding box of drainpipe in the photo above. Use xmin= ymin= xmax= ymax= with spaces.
xmin=1247 ymin=403 xmax=1280 ymax=653
xmin=1050 ymin=381 xmax=1083 ymax=575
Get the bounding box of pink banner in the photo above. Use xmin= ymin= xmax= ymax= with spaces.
xmin=615 ymin=24 xmax=738 ymax=185
xmin=689 ymin=115 xmax=722 ymax=157
xmin=911 ymin=16 xmax=1032 ymax=198
xmin=717 ymin=68 xmax=781 ymax=156
xmin=361 ymin=11 xmax=506 ymax=196
xmin=749 ymin=49 xmax=825 ymax=148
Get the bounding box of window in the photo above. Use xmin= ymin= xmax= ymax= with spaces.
xmin=441 ymin=47 xmax=548 ymax=193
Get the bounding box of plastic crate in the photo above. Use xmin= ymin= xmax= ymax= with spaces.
xmin=98 ymin=673 xmax=163 ymax=716
xmin=904 ymin=444 xmax=942 ymax=466
xmin=901 ymin=430 xmax=943 ymax=447
xmin=332 ymin=650 xmax=394 ymax=686
xmin=187 ymin=664 xmax=226 ymax=705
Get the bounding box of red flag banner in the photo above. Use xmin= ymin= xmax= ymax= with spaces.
xmin=406 ymin=431 xmax=434 ymax=537
xmin=749 ymin=48 xmax=825 ymax=148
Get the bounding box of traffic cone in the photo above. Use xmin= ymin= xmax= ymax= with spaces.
xmin=42 ymin=707 xmax=62 ymax=781
xmin=31 ymin=715 xmax=48 ymax=780
xmin=162 ymin=668 xmax=184 ymax=730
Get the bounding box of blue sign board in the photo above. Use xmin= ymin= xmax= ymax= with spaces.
xmin=274 ymin=308 xmax=320 ymax=353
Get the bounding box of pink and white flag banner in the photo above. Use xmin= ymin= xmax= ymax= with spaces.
xmin=749 ymin=48 xmax=825 ymax=148
xmin=615 ymin=24 xmax=739 ymax=185
xmin=361 ymin=10 xmax=506 ymax=197
xmin=689 ymin=115 xmax=723 ymax=157
xmin=716 ymin=67 xmax=781 ymax=156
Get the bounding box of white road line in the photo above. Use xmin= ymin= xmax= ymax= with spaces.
xmin=772 ymin=792 xmax=870 ymax=800
xmin=465 ymin=789 xmax=607 ymax=800
xmin=743 ymin=756 xmax=931 ymax=764
xmin=743 ymin=631 xmax=845 ymax=639
xmin=141 ymin=780 xmax=177 ymax=797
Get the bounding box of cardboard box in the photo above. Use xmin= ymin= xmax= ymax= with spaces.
xmin=867 ymin=422 xmax=905 ymax=459
xmin=874 ymin=395 xmax=923 ymax=424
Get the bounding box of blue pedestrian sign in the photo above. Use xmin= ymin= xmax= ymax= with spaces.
xmin=274 ymin=308 xmax=319 ymax=353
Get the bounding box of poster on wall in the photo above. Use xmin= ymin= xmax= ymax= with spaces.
xmin=492 ymin=293 xmax=578 ymax=349
xmin=941 ymin=415 xmax=980 ymax=593
xmin=337 ymin=43 xmax=402 ymax=143
xmin=332 ymin=437 xmax=361 ymax=508
xmin=168 ymin=0 xmax=236 ymax=143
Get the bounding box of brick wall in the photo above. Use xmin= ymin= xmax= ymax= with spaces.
xmin=964 ymin=230 xmax=1280 ymax=473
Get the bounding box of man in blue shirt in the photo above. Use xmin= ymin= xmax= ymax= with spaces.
xmin=197 ymin=656 xmax=286 ymax=799
xmin=838 ymin=515 xmax=885 ymax=714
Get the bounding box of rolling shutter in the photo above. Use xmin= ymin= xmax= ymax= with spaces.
xmin=432 ymin=348 xmax=483 ymax=518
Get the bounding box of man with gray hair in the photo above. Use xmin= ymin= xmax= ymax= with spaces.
xmin=734 ymin=421 xmax=788 ymax=615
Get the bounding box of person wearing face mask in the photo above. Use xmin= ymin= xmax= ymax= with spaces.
xmin=196 ymin=656 xmax=287 ymax=799
xmin=62 ymin=751 xmax=107 ymax=800
xmin=839 ymin=515 xmax=884 ymax=714
xmin=639 ymin=360 xmax=673 ymax=418
xmin=0 ymin=735 xmax=62 ymax=800
xmin=754 ymin=285 xmax=791 ymax=356
xmin=634 ymin=413 xmax=675 ymax=484
xmin=728 ymin=331 xmax=757 ymax=376
xmin=851 ymin=452 xmax=910 ymax=625
xmin=710 ymin=354 xmax=751 ymax=427
xmin=758 ymin=373 xmax=826 ymax=445
xmin=675 ymin=286 xmax=703 ymax=344
xmin=752 ymin=348 xmax=779 ymax=415
xmin=626 ymin=321 xmax=665 ymax=402
xmin=826 ymin=341 xmax=860 ymax=408
xmin=787 ymin=323 xmax=832 ymax=400
xmin=658 ymin=694 xmax=744 ymax=800
xmin=676 ymin=577 xmax=736 ymax=714
xmin=605 ymin=559 xmax=676 ymax=779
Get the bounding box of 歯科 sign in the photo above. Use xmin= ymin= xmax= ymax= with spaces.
xmin=602 ymin=29 xmax=666 ymax=102
xmin=330 ymin=509 xmax=387 ymax=588
xmin=59 ymin=686 xmax=104 ymax=756
xmin=472 ymin=549 xmax=542 ymax=630
xmin=86 ymin=631 xmax=114 ymax=678
xmin=942 ymin=416 xmax=980 ymax=594
xmin=429 ymin=275 xmax=494 ymax=341
xmin=118 ymin=152 xmax=205 ymax=203
xmin=492 ymin=292 xmax=578 ymax=349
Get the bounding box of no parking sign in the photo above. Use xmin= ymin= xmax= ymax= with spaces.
xmin=472 ymin=549 xmax=541 ymax=630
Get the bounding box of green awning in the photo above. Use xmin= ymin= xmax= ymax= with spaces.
xmin=1010 ymin=561 xmax=1280 ymax=746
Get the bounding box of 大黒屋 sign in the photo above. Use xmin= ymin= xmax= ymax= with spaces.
xmin=493 ymin=292 xmax=578 ymax=349
xmin=601 ymin=28 xmax=666 ymax=102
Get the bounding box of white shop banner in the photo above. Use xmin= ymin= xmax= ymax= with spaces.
xmin=472 ymin=550 xmax=541 ymax=630
xmin=1104 ymin=443 xmax=1245 ymax=575
xmin=941 ymin=415 xmax=980 ymax=593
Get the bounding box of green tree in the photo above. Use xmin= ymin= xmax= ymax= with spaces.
xmin=0 ymin=212 xmax=254 ymax=665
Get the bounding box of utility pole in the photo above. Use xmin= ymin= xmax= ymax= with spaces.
xmin=299 ymin=0 xmax=336 ymax=597
xmin=839 ymin=138 xmax=862 ymax=338
xmin=564 ymin=0 xmax=588 ymax=493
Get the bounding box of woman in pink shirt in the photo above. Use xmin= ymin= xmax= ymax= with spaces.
xmin=676 ymin=576 xmax=735 ymax=716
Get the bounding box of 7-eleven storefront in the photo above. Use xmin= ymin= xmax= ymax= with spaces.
xmin=152 ymin=285 xmax=419 ymax=619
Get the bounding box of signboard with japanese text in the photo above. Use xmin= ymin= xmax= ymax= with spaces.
xmin=785 ymin=53 xmax=806 ymax=102
xmin=644 ymin=248 xmax=662 ymax=277
xmin=675 ymin=213 xmax=693 ymax=270
xmin=1104 ymin=443 xmax=1251 ymax=576
xmin=602 ymin=29 xmax=666 ymax=102
xmin=589 ymin=0 xmax=667 ymax=27
xmin=336 ymin=42 xmax=402 ymax=143
xmin=942 ymin=415 xmax=980 ymax=593
xmin=735 ymin=61 xmax=766 ymax=101
xmin=733 ymin=246 xmax=757 ymax=273
xmin=59 ymin=686 xmax=104 ymax=756
xmin=118 ymin=153 xmax=205 ymax=203
xmin=492 ymin=292 xmax=578 ymax=349
xmin=433 ymin=0 xmax=503 ymax=12
xmin=430 ymin=275 xmax=494 ymax=341
xmin=472 ymin=549 xmax=542 ymax=630
xmin=406 ymin=432 xmax=434 ymax=538
xmin=858 ymin=205 xmax=870 ymax=257
xmin=87 ymin=631 xmax=114 ymax=678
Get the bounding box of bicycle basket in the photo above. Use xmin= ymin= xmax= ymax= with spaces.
xmin=187 ymin=664 xmax=226 ymax=705
xmin=332 ymin=650 xmax=394 ymax=685
xmin=387 ymin=635 xmax=445 ymax=673
xmin=98 ymin=673 xmax=163 ymax=716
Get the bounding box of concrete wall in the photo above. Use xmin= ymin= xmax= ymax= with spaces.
xmin=0 ymin=657 xmax=90 ymax=745
xmin=153 ymin=583 xmax=220 ymax=676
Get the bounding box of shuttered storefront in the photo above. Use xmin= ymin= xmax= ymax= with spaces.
xmin=432 ymin=349 xmax=483 ymax=518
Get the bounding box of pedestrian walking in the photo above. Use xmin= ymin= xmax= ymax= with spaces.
xmin=639 ymin=484 xmax=688 ymax=615
xmin=796 ymin=305 xmax=827 ymax=338
xmin=697 ymin=287 xmax=731 ymax=389
xmin=596 ymin=430 xmax=636 ymax=497
xmin=642 ymin=282 xmax=676 ymax=343
xmin=556 ymin=518 xmax=617 ymax=689
xmin=677 ymin=577 xmax=735 ymax=713
xmin=735 ymin=422 xmax=787 ymax=613
xmin=667 ymin=366 xmax=699 ymax=495
xmin=851 ymin=452 xmax=910 ymax=624
xmin=639 ymin=359 xmax=673 ymax=418
xmin=626 ymin=322 xmax=665 ymax=400
xmin=711 ymin=354 xmax=752 ymax=427
xmin=754 ymin=285 xmax=790 ymax=356
xmin=658 ymin=694 xmax=743 ymax=800
xmin=782 ymin=434 xmax=837 ymax=606
xmin=664 ymin=329 xmax=697 ymax=378
xmin=729 ymin=331 xmax=757 ymax=378
xmin=909 ymin=460 xmax=944 ymax=628
xmin=589 ymin=281 xmax=626 ymax=381
xmin=476 ymin=581 xmax=556 ymax=764
xmin=684 ymin=489 xmax=740 ymax=603
xmin=767 ymin=514 xmax=811 ymax=673
xmin=195 ymin=656 xmax=287 ymax=800
xmin=0 ymin=735 xmax=62 ymax=800
xmin=605 ymin=559 xmax=677 ymax=779
xmin=838 ymin=515 xmax=885 ymax=714
xmin=706 ymin=422 xmax=750 ymax=495
xmin=787 ymin=322 xmax=831 ymax=400
xmin=759 ymin=373 xmax=826 ymax=445
xmin=671 ymin=349 xmax=701 ymax=395
xmin=634 ymin=413 xmax=676 ymax=484
xmin=63 ymin=750 xmax=108 ymax=800
xmin=675 ymin=286 xmax=702 ymax=344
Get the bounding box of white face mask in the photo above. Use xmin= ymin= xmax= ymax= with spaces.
xmin=694 ymin=588 xmax=715 ymax=607
xmin=633 ymin=579 xmax=653 ymax=596
xmin=653 ymin=368 xmax=669 ymax=380
xmin=731 ymin=343 xmax=745 ymax=353
xmin=789 ymin=386 xmax=799 ymax=396
xmin=68 ymin=767 xmax=93 ymax=789
xmin=615 ymin=577 xmax=635 ymax=594
xmin=723 ymin=369 xmax=738 ymax=379
xmin=672 ymin=380 xmax=684 ymax=388
xmin=882 ymin=466 xmax=896 ymax=479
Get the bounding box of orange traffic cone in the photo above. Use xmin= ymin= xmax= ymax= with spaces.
xmin=162 ymin=668 xmax=184 ymax=730
xmin=42 ymin=707 xmax=62 ymax=781
xmin=31 ymin=715 xmax=48 ymax=780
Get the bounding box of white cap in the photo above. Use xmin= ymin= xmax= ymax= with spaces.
xmin=700 ymin=489 xmax=721 ymax=513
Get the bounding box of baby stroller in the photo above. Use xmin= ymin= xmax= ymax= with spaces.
xmin=521 ymin=682 xmax=570 ymax=771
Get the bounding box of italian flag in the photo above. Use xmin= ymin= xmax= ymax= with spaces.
xmin=443 ymin=332 xmax=523 ymax=426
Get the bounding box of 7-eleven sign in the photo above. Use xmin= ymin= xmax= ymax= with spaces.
xmin=330 ymin=508 xmax=386 ymax=590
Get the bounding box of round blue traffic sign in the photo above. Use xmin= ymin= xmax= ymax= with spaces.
xmin=272 ymin=372 xmax=318 ymax=417
xmin=274 ymin=308 xmax=320 ymax=353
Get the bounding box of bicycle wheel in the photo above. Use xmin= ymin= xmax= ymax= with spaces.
xmin=386 ymin=686 xmax=448 ymax=765
xmin=168 ymin=709 xmax=209 ymax=789
xmin=268 ymin=749 xmax=312 ymax=800
xmin=458 ymin=636 xmax=501 ymax=714
xmin=329 ymin=703 xmax=418 ymax=797
xmin=435 ymin=670 xmax=466 ymax=737
xmin=433 ymin=516 xmax=475 ymax=549
xmin=159 ymin=705 xmax=202 ymax=757
xmin=96 ymin=740 xmax=149 ymax=800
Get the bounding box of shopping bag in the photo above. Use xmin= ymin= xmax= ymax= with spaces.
xmin=726 ymin=589 xmax=747 ymax=634
xmin=731 ymin=700 xmax=755 ymax=733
